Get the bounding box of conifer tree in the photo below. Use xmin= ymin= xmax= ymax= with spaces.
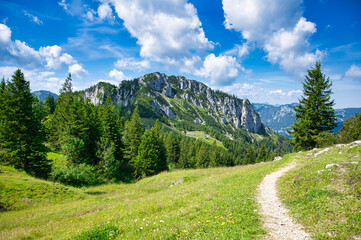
xmin=288 ymin=61 xmax=337 ymax=150
xmin=44 ymin=93 xmax=56 ymax=115
xmin=244 ymin=146 xmax=255 ymax=164
xmin=124 ymin=106 xmax=143 ymax=164
xmin=256 ymin=145 xmax=268 ymax=163
xmin=132 ymin=120 xmax=166 ymax=177
xmin=164 ymin=131 xmax=178 ymax=165
xmin=0 ymin=70 xmax=50 ymax=177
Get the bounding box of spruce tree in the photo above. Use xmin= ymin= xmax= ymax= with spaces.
xmin=132 ymin=120 xmax=167 ymax=177
xmin=256 ymin=145 xmax=268 ymax=163
xmin=44 ymin=93 xmax=56 ymax=115
xmin=124 ymin=106 xmax=143 ymax=165
xmin=288 ymin=61 xmax=337 ymax=150
xmin=0 ymin=70 xmax=50 ymax=178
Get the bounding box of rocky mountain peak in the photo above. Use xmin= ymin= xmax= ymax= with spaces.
xmin=82 ymin=72 xmax=266 ymax=134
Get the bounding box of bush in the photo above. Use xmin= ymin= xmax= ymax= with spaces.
xmin=50 ymin=163 xmax=100 ymax=187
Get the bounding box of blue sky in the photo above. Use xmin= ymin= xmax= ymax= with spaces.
xmin=0 ymin=0 xmax=360 ymax=108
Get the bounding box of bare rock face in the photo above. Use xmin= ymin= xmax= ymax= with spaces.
xmin=83 ymin=72 xmax=265 ymax=133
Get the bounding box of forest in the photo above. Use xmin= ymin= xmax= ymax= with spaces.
xmin=0 ymin=69 xmax=294 ymax=186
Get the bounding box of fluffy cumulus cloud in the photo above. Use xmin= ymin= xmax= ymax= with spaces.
xmin=109 ymin=0 xmax=213 ymax=61
xmin=223 ymin=0 xmax=302 ymax=42
xmin=0 ymin=24 xmax=41 ymax=67
xmin=109 ymin=69 xmax=127 ymax=80
xmin=195 ymin=54 xmax=245 ymax=86
xmin=69 ymin=63 xmax=87 ymax=77
xmin=0 ymin=23 xmax=86 ymax=76
xmin=345 ymin=64 xmax=361 ymax=80
xmin=222 ymin=0 xmax=323 ymax=77
xmin=264 ymin=17 xmax=323 ymax=75
xmin=97 ymin=2 xmax=115 ymax=22
xmin=0 ymin=66 xmax=62 ymax=93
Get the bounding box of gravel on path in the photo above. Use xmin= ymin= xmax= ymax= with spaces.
xmin=257 ymin=162 xmax=311 ymax=240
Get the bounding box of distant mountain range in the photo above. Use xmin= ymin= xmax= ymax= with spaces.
xmin=32 ymin=90 xmax=58 ymax=102
xmin=253 ymin=103 xmax=361 ymax=136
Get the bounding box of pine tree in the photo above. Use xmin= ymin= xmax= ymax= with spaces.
xmin=0 ymin=69 xmax=50 ymax=178
xmin=288 ymin=61 xmax=337 ymax=150
xmin=132 ymin=120 xmax=167 ymax=177
xmin=97 ymin=96 xmax=125 ymax=179
xmin=44 ymin=93 xmax=56 ymax=115
xmin=256 ymin=145 xmax=268 ymax=163
xmin=164 ymin=131 xmax=178 ymax=166
xmin=244 ymin=146 xmax=255 ymax=165
xmin=124 ymin=106 xmax=143 ymax=165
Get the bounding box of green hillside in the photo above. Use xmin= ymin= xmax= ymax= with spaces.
xmin=279 ymin=142 xmax=361 ymax=239
xmin=1 ymin=143 xmax=360 ymax=239
xmin=0 ymin=158 xmax=291 ymax=240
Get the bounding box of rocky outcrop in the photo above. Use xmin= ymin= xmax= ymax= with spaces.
xmin=83 ymin=72 xmax=265 ymax=133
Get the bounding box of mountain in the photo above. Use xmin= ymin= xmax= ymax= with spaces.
xmin=253 ymin=103 xmax=361 ymax=136
xmin=82 ymin=72 xmax=266 ymax=136
xmin=32 ymin=90 xmax=58 ymax=101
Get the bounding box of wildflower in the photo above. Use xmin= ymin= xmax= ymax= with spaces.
xmin=159 ymin=220 xmax=164 ymax=223
xmin=222 ymin=222 xmax=226 ymax=225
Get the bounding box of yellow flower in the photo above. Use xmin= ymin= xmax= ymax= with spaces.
xmin=221 ymin=222 xmax=226 ymax=225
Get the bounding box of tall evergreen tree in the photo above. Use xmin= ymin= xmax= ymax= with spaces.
xmin=256 ymin=145 xmax=268 ymax=163
xmin=0 ymin=70 xmax=50 ymax=178
xmin=288 ymin=61 xmax=337 ymax=150
xmin=164 ymin=131 xmax=178 ymax=166
xmin=132 ymin=120 xmax=166 ymax=177
xmin=44 ymin=93 xmax=56 ymax=115
xmin=124 ymin=106 xmax=143 ymax=165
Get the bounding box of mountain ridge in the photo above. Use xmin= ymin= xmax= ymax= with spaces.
xmin=253 ymin=102 xmax=361 ymax=136
xmin=81 ymin=72 xmax=266 ymax=136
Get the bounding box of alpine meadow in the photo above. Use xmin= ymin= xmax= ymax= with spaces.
xmin=1 ymin=0 xmax=361 ymax=239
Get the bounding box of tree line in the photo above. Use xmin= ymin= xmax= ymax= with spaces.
xmin=0 ymin=69 xmax=290 ymax=186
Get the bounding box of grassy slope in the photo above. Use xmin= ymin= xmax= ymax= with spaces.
xmin=0 ymin=157 xmax=290 ymax=240
xmin=0 ymin=166 xmax=85 ymax=212
xmin=278 ymin=142 xmax=361 ymax=240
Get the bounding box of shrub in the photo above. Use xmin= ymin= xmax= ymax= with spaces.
xmin=50 ymin=163 xmax=99 ymax=187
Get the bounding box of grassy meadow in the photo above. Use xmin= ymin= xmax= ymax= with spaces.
xmin=279 ymin=142 xmax=361 ymax=239
xmin=1 ymin=156 xmax=291 ymax=239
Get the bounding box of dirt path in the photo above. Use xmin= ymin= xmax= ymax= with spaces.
xmin=257 ymin=162 xmax=310 ymax=240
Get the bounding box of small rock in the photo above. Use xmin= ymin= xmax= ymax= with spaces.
xmin=344 ymin=161 xmax=358 ymax=165
xmin=325 ymin=163 xmax=339 ymax=169
xmin=307 ymin=153 xmax=313 ymax=157
xmin=274 ymin=156 xmax=282 ymax=161
xmin=350 ymin=155 xmax=359 ymax=158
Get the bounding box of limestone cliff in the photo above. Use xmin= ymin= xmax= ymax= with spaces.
xmin=83 ymin=72 xmax=265 ymax=134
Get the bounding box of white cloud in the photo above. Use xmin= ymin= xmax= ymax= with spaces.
xmin=223 ymin=0 xmax=302 ymax=42
xmin=264 ymin=17 xmax=323 ymax=75
xmin=0 ymin=23 xmax=86 ymax=74
xmin=195 ymin=54 xmax=244 ymax=86
xmin=0 ymin=66 xmax=61 ymax=93
xmin=0 ymin=24 xmax=11 ymax=42
xmin=39 ymin=45 xmax=77 ymax=69
xmin=345 ymin=64 xmax=361 ymax=79
xmin=23 ymin=11 xmax=43 ymax=25
xmin=109 ymin=69 xmax=127 ymax=80
xmin=69 ymin=63 xmax=87 ymax=77
xmin=222 ymin=0 xmax=323 ymax=77
xmin=219 ymin=82 xmax=265 ymax=99
xmin=269 ymin=89 xmax=302 ymax=97
xmin=114 ymin=58 xmax=150 ymax=72
xmin=110 ymin=0 xmax=213 ymax=61
xmin=98 ymin=3 xmax=115 ymax=22
xmin=58 ymin=0 xmax=69 ymax=13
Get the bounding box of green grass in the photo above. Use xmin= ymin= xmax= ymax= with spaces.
xmin=186 ymin=131 xmax=226 ymax=149
xmin=278 ymin=143 xmax=361 ymax=239
xmin=0 ymin=165 xmax=85 ymax=212
xmin=0 ymin=157 xmax=290 ymax=239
